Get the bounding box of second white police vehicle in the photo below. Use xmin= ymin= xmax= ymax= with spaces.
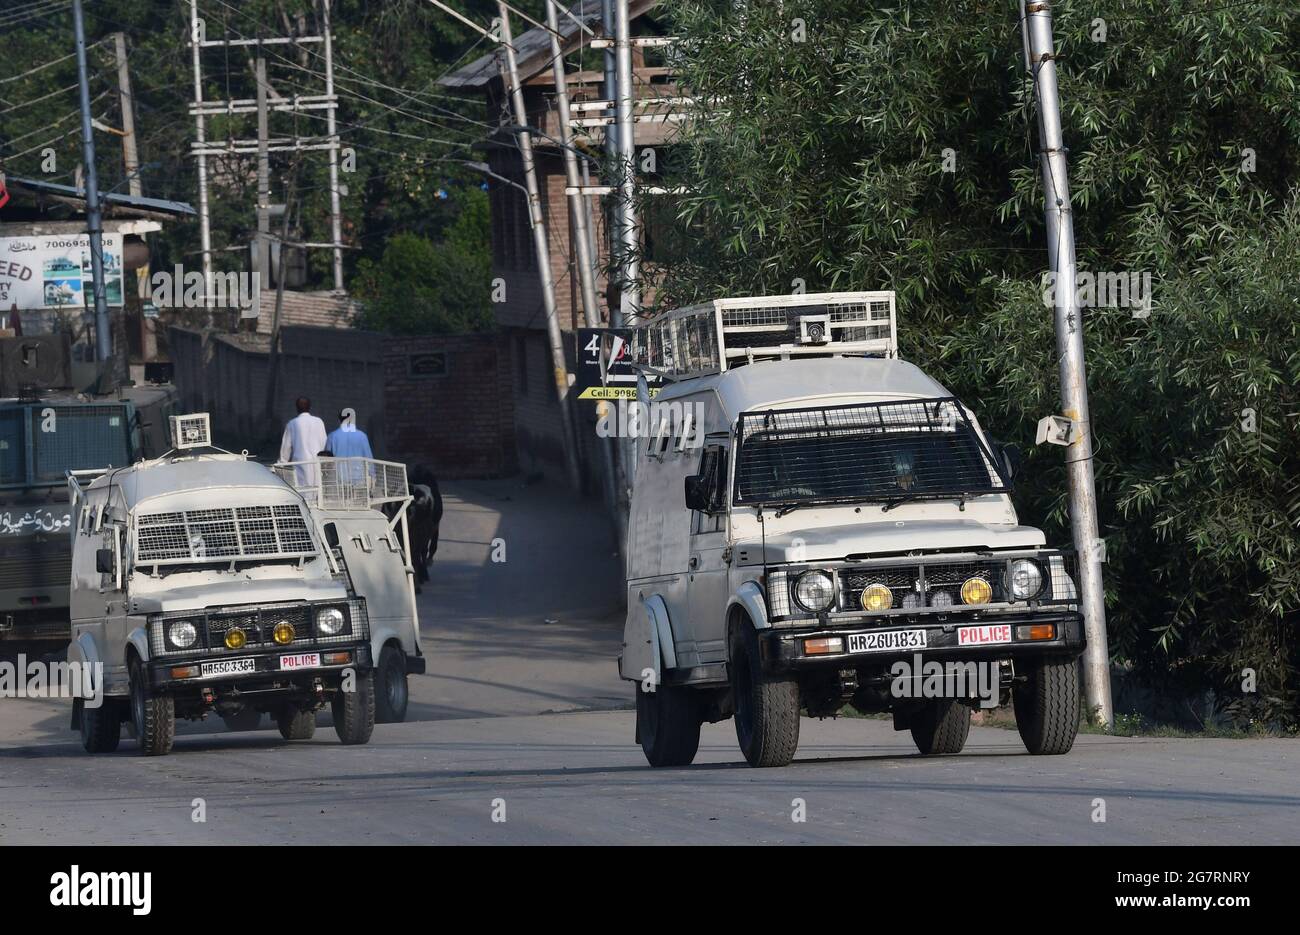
xmin=619 ymin=292 xmax=1084 ymax=767
xmin=67 ymin=413 xmax=425 ymax=756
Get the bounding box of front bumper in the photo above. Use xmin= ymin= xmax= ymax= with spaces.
xmin=149 ymin=642 xmax=372 ymax=691
xmin=760 ymin=610 xmax=1083 ymax=673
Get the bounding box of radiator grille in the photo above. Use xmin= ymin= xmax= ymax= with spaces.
xmin=135 ymin=504 xmax=314 ymax=563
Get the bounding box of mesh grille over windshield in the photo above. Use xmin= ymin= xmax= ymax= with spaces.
xmin=734 ymin=398 xmax=1007 ymax=506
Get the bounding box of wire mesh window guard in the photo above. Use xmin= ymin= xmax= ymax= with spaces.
xmin=734 ymin=397 xmax=1008 ymax=506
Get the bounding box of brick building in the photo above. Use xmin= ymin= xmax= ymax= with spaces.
xmin=439 ymin=0 xmax=676 ymax=491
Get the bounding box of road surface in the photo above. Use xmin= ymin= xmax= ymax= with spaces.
xmin=1 ymin=480 xmax=1296 ymax=845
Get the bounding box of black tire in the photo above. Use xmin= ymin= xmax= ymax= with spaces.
xmin=1014 ymin=655 xmax=1080 ymax=755
xmin=276 ymin=706 xmax=316 ymax=740
xmin=332 ymin=670 xmax=375 ymax=745
xmin=910 ymin=699 xmax=972 ymax=755
xmin=78 ymin=697 xmax=121 ymax=754
xmin=129 ymin=657 xmax=174 ymax=756
xmin=375 ymin=645 xmax=409 ymax=724
xmin=635 ymin=682 xmax=701 ymax=767
xmin=222 ymin=708 xmax=262 ymax=732
xmin=730 ymin=625 xmax=800 ymax=768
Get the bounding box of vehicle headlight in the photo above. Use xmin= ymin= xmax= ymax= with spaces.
xmin=1008 ymin=559 xmax=1044 ymax=600
xmin=792 ymin=570 xmax=836 ymax=613
xmin=961 ymin=576 xmax=992 ymax=605
xmin=273 ymin=621 xmax=296 ymax=645
xmin=168 ymin=620 xmax=197 ymax=649
xmin=316 ymin=607 xmax=346 ymax=635
xmin=225 ymin=627 xmax=247 ymax=650
xmin=860 ymin=583 xmax=893 ymax=612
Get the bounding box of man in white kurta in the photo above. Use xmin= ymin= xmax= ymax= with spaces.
xmin=279 ymin=397 xmax=327 ymax=489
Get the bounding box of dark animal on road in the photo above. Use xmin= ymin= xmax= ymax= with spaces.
xmin=400 ymin=466 xmax=442 ymax=592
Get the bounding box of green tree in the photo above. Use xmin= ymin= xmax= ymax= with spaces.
xmin=658 ymin=0 xmax=1300 ymax=725
xmin=354 ymin=187 xmax=493 ymax=334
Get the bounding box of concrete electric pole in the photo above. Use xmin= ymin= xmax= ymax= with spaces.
xmin=497 ymin=3 xmax=583 ymax=491
xmin=1020 ymin=0 xmax=1113 ymax=727
xmin=72 ymin=0 xmax=112 ymax=363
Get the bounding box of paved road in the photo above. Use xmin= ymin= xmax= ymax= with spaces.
xmin=1 ymin=480 xmax=1296 ymax=845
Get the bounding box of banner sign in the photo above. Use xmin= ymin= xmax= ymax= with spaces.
xmin=0 ymin=233 xmax=124 ymax=310
xmin=575 ymin=328 xmax=662 ymax=402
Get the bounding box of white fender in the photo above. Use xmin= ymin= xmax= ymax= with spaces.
xmin=67 ymin=632 xmax=101 ymax=700
xmin=727 ymin=579 xmax=772 ymax=631
xmin=126 ymin=625 xmax=150 ymax=665
xmin=620 ymin=592 xmax=677 ymax=682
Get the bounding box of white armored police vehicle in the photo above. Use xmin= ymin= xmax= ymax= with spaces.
xmin=67 ymin=413 xmax=425 ymax=755
xmin=619 ymin=292 xmax=1084 ymax=768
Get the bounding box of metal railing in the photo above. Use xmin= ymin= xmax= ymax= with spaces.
xmin=272 ymin=457 xmax=409 ymax=511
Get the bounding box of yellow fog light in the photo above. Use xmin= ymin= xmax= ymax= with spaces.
xmin=860 ymin=583 xmax=893 ymax=612
xmin=224 ymin=627 xmax=247 ymax=650
xmin=273 ymin=621 xmax=296 ymax=645
xmin=961 ymin=577 xmax=992 ymax=605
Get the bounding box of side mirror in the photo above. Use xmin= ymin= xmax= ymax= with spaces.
xmin=996 ymin=443 xmax=1023 ymax=482
xmin=95 ymin=548 xmax=115 ymax=574
xmin=684 ymin=474 xmax=710 ymax=512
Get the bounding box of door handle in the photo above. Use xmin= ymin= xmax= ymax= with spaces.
xmin=688 ymin=556 xmax=699 ymax=570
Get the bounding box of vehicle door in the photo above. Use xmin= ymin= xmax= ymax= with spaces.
xmin=685 ymin=435 xmax=731 ymax=663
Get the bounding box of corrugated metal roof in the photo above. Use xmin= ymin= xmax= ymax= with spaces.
xmin=439 ymin=0 xmax=658 ymax=90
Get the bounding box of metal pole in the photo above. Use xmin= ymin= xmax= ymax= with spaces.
xmin=1021 ymin=0 xmax=1112 ymax=727
xmin=189 ymin=0 xmax=213 ymax=320
xmin=255 ymin=54 xmax=271 ymax=287
xmin=112 ymin=31 xmax=156 ymax=361
xmin=72 ymin=0 xmax=111 ymax=363
xmin=546 ymin=1 xmax=624 ymax=548
xmin=546 ymin=1 xmax=600 ymax=328
xmin=319 ymin=0 xmax=345 ymax=291
xmin=613 ymin=0 xmax=638 ymax=321
xmin=601 ymin=0 xmax=619 ymax=313
xmin=497 ymin=4 xmax=583 ymax=491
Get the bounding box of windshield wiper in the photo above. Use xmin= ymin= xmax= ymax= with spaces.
xmin=881 ymin=493 xmax=920 ymax=513
xmin=774 ymin=501 xmax=808 ymax=518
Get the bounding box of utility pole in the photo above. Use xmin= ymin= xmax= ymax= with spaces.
xmin=545 ymin=0 xmax=625 ymax=551
xmin=72 ymin=0 xmax=111 ymax=363
xmin=319 ymin=0 xmax=344 ymax=291
xmin=497 ymin=3 xmax=582 ymax=491
xmin=1020 ymin=0 xmax=1113 ymax=727
xmin=601 ymin=0 xmax=619 ymax=326
xmin=111 ymin=31 xmax=156 ymax=361
xmin=613 ymin=0 xmax=638 ymax=323
xmin=188 ymin=0 xmax=213 ymax=318
xmin=255 ymin=54 xmax=271 ymax=289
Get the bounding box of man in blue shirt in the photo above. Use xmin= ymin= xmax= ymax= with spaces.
xmin=325 ymin=407 xmax=373 ymax=460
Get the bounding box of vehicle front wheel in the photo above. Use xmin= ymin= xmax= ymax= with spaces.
xmin=635 ymin=682 xmax=700 ymax=767
xmin=276 ymin=706 xmax=316 ymax=740
xmin=78 ymin=697 xmax=121 ymax=754
xmin=1014 ymin=655 xmax=1080 ymax=755
xmin=730 ymin=625 xmax=800 ymax=768
xmin=332 ymin=670 xmax=375 ymax=745
xmin=909 ymin=699 xmax=971 ymax=755
xmin=375 ymin=645 xmax=409 ymax=724
xmin=129 ymin=657 xmax=174 ymax=756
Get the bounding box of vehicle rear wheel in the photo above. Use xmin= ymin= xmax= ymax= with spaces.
xmin=276 ymin=706 xmax=316 ymax=740
xmin=222 ymin=708 xmax=262 ymax=732
xmin=78 ymin=697 xmax=121 ymax=754
xmin=332 ymin=670 xmax=375 ymax=745
xmin=129 ymin=657 xmax=174 ymax=756
xmin=730 ymin=624 xmax=800 ymax=768
xmin=635 ymin=682 xmax=700 ymax=767
xmin=909 ymin=699 xmax=971 ymax=755
xmin=375 ymin=645 xmax=409 ymax=724
xmin=1014 ymin=655 xmax=1080 ymax=755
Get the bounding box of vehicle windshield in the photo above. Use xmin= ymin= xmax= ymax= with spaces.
xmin=733 ymin=397 xmax=1007 ymax=506
xmin=1 ymin=403 xmax=132 ymax=487
xmin=131 ymin=502 xmax=319 ymax=570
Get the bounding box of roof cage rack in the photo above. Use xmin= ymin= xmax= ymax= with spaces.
xmin=629 ymin=291 xmax=897 ymax=381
